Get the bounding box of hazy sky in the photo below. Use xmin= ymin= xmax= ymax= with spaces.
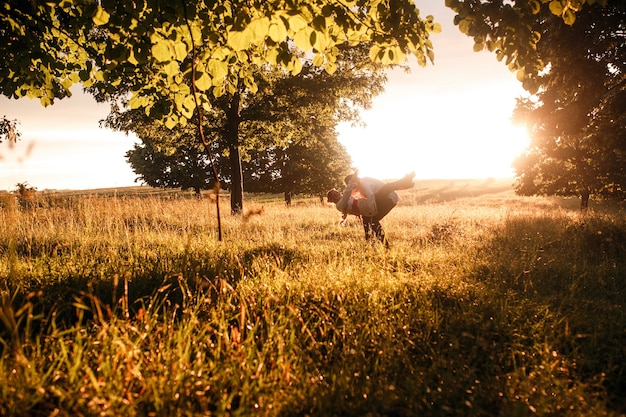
xmin=0 ymin=2 xmax=529 ymax=191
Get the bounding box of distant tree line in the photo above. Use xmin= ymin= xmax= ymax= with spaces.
xmin=112 ymin=45 xmax=378 ymax=205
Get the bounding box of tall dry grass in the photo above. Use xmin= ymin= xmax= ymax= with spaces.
xmin=0 ymin=180 xmax=625 ymax=416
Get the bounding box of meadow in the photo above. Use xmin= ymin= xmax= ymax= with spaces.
xmin=1 ymin=179 xmax=625 ymax=416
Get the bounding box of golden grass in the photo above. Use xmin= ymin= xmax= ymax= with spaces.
xmin=0 ymin=179 xmax=625 ymax=416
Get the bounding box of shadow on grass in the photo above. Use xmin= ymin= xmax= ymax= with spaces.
xmin=2 ymin=214 xmax=625 ymax=416
xmin=464 ymin=213 xmax=626 ymax=414
xmin=284 ymin=214 xmax=626 ymax=416
xmin=1 ymin=242 xmax=302 ymax=334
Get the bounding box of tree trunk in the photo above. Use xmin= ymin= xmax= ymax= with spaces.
xmin=226 ymin=93 xmax=243 ymax=214
xmin=230 ymin=143 xmax=244 ymax=214
xmin=580 ymin=191 xmax=590 ymax=210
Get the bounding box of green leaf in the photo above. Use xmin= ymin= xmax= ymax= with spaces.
xmin=563 ymin=9 xmax=576 ymax=25
xmin=227 ymin=29 xmax=253 ymax=52
xmin=208 ymin=59 xmax=228 ymax=82
xmin=92 ymin=6 xmax=110 ymax=26
xmin=458 ymin=19 xmax=471 ymax=35
xmin=529 ymin=0 xmax=541 ymax=14
xmin=128 ymin=94 xmax=144 ymax=109
xmin=173 ymin=42 xmax=188 ymax=61
xmin=312 ymin=30 xmax=328 ymax=51
xmin=194 ymin=72 xmax=212 ymax=91
xmin=268 ymin=20 xmax=288 ymax=43
xmin=164 ymin=61 xmax=179 ymax=78
xmin=61 ymin=77 xmax=73 ymax=91
xmin=128 ymin=49 xmax=139 ymax=66
xmin=312 ymin=53 xmax=325 ymax=67
xmin=549 ymin=0 xmax=564 ymax=16
xmin=324 ymin=60 xmax=337 ymax=74
xmin=294 ymin=27 xmax=314 ymax=50
xmin=213 ymin=84 xmax=225 ymax=98
xmin=164 ymin=115 xmax=178 ymax=129
xmin=288 ymin=14 xmax=308 ymax=32
xmin=152 ymin=40 xmax=172 ymax=62
xmin=290 ymin=57 xmax=303 ymax=75
xmin=427 ymin=49 xmax=435 ymax=64
xmin=189 ymin=24 xmax=203 ymax=47
xmin=369 ymin=45 xmax=381 ymax=62
xmin=181 ymin=95 xmax=196 ymax=118
xmin=382 ymin=48 xmax=394 ymax=64
xmin=249 ymin=17 xmax=270 ymax=39
xmin=79 ymin=69 xmax=90 ymax=82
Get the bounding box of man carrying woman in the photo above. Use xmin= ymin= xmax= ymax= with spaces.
xmin=326 ymin=172 xmax=415 ymax=247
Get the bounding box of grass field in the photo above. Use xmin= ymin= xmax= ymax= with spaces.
xmin=1 ymin=179 xmax=625 ymax=416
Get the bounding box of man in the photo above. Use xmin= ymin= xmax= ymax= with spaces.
xmin=327 ymin=172 xmax=415 ymax=247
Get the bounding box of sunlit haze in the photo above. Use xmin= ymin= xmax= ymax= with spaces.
xmin=0 ymin=3 xmax=529 ymax=191
xmin=338 ymin=3 xmax=530 ymax=181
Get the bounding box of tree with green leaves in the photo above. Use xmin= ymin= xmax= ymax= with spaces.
xmin=108 ymin=44 xmax=380 ymax=212
xmin=243 ymin=122 xmax=353 ymax=198
xmin=1 ymin=0 xmax=440 ymax=114
xmin=2 ymin=0 xmax=598 ymax=106
xmin=511 ymin=0 xmax=625 ymax=208
xmin=125 ymin=136 xmax=217 ymax=197
xmin=445 ymin=0 xmax=608 ymax=93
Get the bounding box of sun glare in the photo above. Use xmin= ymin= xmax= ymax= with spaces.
xmin=338 ymin=93 xmax=531 ymax=181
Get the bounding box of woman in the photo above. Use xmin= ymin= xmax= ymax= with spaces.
xmin=327 ymin=172 xmax=415 ymax=246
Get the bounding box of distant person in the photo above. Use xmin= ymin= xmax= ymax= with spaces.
xmin=327 ymin=172 xmax=415 ymax=247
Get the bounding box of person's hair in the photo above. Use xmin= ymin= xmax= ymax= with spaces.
xmin=327 ymin=189 xmax=340 ymax=202
xmin=344 ymin=174 xmax=356 ymax=185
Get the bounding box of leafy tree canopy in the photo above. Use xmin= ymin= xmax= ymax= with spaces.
xmin=445 ymin=0 xmax=607 ymax=92
xmin=1 ymin=0 xmax=602 ymax=121
xmin=1 ymin=0 xmax=440 ymax=128
xmin=511 ymin=0 xmax=625 ymax=207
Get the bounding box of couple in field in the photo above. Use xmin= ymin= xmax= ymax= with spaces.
xmin=327 ymin=172 xmax=415 ymax=248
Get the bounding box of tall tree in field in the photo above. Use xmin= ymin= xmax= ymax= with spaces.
xmin=243 ymin=121 xmax=353 ymax=197
xmin=510 ymin=0 xmax=625 ymax=208
xmin=125 ymin=137 xmax=218 ymax=197
xmin=107 ymin=44 xmax=381 ymax=212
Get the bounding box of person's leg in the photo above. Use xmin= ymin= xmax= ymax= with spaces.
xmin=374 ymin=195 xmax=396 ymax=221
xmin=376 ymin=172 xmax=415 ymax=197
xmin=371 ymin=219 xmax=388 ymax=247
xmin=362 ymin=217 xmax=375 ymax=241
xmin=372 ymin=197 xmax=394 ymax=248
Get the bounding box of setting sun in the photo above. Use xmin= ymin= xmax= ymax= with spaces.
xmin=334 ymin=3 xmax=532 ymax=182
xmin=337 ymin=72 xmax=530 ymax=181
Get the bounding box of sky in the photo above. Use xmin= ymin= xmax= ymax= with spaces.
xmin=0 ymin=2 xmax=529 ymax=191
